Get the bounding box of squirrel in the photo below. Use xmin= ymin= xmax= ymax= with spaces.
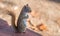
xmin=16 ymin=4 xmax=32 ymax=33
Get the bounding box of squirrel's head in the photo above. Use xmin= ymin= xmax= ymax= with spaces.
xmin=21 ymin=4 xmax=32 ymax=13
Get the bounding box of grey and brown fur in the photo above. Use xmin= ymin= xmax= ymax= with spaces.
xmin=16 ymin=4 xmax=31 ymax=33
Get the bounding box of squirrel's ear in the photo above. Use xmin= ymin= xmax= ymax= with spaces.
xmin=26 ymin=4 xmax=28 ymax=6
xmin=24 ymin=4 xmax=28 ymax=8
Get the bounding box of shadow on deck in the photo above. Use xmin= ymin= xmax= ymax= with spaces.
xmin=0 ymin=18 xmax=42 ymax=36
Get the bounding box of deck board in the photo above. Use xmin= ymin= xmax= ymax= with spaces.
xmin=0 ymin=19 xmax=42 ymax=36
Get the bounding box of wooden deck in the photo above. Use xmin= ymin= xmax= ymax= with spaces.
xmin=0 ymin=19 xmax=42 ymax=36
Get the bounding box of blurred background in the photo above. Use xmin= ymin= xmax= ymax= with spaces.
xmin=0 ymin=0 xmax=60 ymax=36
